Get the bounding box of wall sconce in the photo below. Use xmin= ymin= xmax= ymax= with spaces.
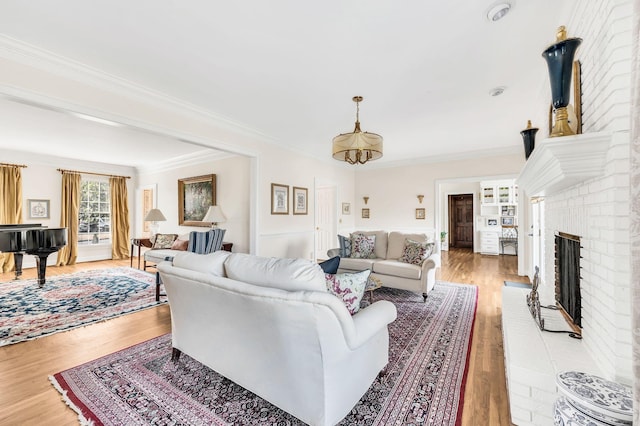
xmin=363 ymin=196 xmax=369 ymax=205
xmin=417 ymin=195 xmax=424 ymax=204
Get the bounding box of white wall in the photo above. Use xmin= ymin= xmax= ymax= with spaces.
xmin=137 ymin=153 xmax=251 ymax=254
xmin=1 ymin=149 xmax=136 ymax=267
xmin=353 ymin=154 xmax=524 ymax=240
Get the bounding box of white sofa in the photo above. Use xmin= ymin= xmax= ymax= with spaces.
xmin=328 ymin=231 xmax=441 ymax=302
xmin=158 ymin=251 xmax=397 ymax=426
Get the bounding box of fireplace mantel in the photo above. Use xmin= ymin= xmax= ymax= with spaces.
xmin=517 ymin=132 xmax=611 ymax=197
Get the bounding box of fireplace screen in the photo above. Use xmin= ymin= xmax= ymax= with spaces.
xmin=555 ymin=233 xmax=581 ymax=328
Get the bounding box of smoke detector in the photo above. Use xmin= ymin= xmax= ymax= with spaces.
xmin=490 ymin=86 xmax=506 ymax=97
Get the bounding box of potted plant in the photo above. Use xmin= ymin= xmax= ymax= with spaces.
xmin=440 ymin=231 xmax=447 ymax=243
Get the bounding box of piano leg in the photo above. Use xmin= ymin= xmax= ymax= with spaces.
xmin=34 ymin=254 xmax=50 ymax=287
xmin=13 ymin=252 xmax=24 ymax=280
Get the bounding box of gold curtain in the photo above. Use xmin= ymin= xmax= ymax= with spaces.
xmin=0 ymin=166 xmax=23 ymax=272
xmin=110 ymin=176 xmax=130 ymax=259
xmin=56 ymin=172 xmax=80 ymax=266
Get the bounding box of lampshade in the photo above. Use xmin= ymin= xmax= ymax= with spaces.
xmin=203 ymin=205 xmax=226 ymax=225
xmin=144 ymin=209 xmax=166 ymax=222
xmin=332 ymin=96 xmax=383 ymax=165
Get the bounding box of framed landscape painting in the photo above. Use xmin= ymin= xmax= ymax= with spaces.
xmin=178 ymin=174 xmax=216 ymax=226
xmin=271 ymin=183 xmax=289 ymax=215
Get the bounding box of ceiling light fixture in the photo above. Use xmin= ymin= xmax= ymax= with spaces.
xmin=486 ymin=2 xmax=512 ymax=22
xmin=332 ymin=96 xmax=383 ymax=165
xmin=490 ymin=86 xmax=506 ymax=97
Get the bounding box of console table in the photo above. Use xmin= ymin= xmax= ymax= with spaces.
xmin=131 ymin=237 xmax=152 ymax=269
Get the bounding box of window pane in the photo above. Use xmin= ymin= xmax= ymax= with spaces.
xmin=78 ymin=178 xmax=111 ymax=244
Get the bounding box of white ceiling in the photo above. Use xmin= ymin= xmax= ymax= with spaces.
xmin=0 ymin=0 xmax=576 ymax=167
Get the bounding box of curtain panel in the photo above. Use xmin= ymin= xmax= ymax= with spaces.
xmin=56 ymin=172 xmax=80 ymax=266
xmin=109 ymin=177 xmax=130 ymax=260
xmin=0 ymin=166 xmax=23 ymax=272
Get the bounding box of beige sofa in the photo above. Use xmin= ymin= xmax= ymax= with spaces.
xmin=328 ymin=231 xmax=440 ymax=301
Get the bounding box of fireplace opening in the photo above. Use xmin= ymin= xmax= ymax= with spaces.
xmin=555 ymin=232 xmax=582 ymax=330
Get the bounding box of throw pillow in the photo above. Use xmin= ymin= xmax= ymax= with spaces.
xmin=319 ymin=256 xmax=340 ymax=274
xmin=171 ymin=238 xmax=189 ymax=251
xmin=399 ymin=239 xmax=435 ymax=265
xmin=350 ymin=233 xmax=376 ymax=259
xmin=337 ymin=234 xmax=352 ymax=258
xmin=325 ymin=269 xmax=371 ymax=314
xmin=152 ymin=233 xmax=178 ymax=249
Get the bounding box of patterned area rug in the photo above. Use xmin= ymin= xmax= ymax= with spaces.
xmin=0 ymin=267 xmax=161 ymax=347
xmin=51 ymin=282 xmax=477 ymax=425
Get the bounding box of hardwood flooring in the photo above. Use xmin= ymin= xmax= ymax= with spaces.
xmin=0 ymin=249 xmax=527 ymax=425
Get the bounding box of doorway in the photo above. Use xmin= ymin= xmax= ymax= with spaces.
xmin=448 ymin=194 xmax=474 ymax=248
xmin=314 ymin=185 xmax=337 ymax=261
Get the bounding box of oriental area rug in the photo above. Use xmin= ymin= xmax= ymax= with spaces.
xmin=50 ymin=282 xmax=477 ymax=425
xmin=0 ymin=267 xmax=161 ymax=347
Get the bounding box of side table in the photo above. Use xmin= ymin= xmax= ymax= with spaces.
xmin=131 ymin=237 xmax=152 ymax=269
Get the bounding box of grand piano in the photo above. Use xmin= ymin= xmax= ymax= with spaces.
xmin=0 ymin=224 xmax=67 ymax=286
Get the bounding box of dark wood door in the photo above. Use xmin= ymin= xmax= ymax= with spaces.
xmin=449 ymin=194 xmax=474 ymax=248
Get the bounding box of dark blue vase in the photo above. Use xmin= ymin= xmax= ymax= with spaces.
xmin=542 ymin=38 xmax=582 ymax=109
xmin=520 ymin=121 xmax=539 ymax=160
xmin=542 ymin=28 xmax=582 ymax=137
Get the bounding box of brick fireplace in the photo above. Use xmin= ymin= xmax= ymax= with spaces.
xmin=503 ymin=130 xmax=632 ymax=425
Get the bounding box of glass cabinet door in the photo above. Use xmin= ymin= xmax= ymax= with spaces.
xmin=498 ymin=186 xmax=510 ymax=203
xmin=482 ymin=186 xmax=495 ymax=204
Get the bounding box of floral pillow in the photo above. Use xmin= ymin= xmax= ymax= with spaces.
xmin=350 ymin=233 xmax=376 ymax=259
xmin=337 ymin=234 xmax=352 ymax=258
xmin=151 ymin=233 xmax=178 ymax=249
xmin=325 ymin=270 xmax=371 ymax=314
xmin=399 ymin=239 xmax=434 ymax=265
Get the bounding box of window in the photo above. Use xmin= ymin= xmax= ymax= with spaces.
xmin=78 ymin=179 xmax=111 ymax=245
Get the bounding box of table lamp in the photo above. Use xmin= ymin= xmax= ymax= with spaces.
xmin=144 ymin=208 xmax=166 ymax=237
xmin=202 ymin=205 xmax=226 ymax=229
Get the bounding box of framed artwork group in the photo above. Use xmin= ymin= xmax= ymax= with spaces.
xmin=271 ymin=183 xmax=308 ymax=215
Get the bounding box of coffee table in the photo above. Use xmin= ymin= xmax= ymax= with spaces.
xmin=365 ymin=276 xmax=382 ymax=303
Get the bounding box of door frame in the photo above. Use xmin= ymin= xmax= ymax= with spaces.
xmin=313 ymin=178 xmax=337 ymax=261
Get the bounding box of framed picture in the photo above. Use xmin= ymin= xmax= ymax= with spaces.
xmin=342 ymin=202 xmax=351 ymax=215
xmin=362 ymin=208 xmax=370 ymax=219
xmin=178 ymin=174 xmax=216 ymax=226
xmin=141 ymin=184 xmax=157 ymax=233
xmin=501 ymin=216 xmax=515 ymax=226
xmin=486 ymin=218 xmax=499 ymax=227
xmin=415 ymin=208 xmax=426 ymax=220
xmin=271 ymin=183 xmax=289 ymax=215
xmin=292 ymin=186 xmax=308 ymax=215
xmin=28 ymin=199 xmax=50 ymax=219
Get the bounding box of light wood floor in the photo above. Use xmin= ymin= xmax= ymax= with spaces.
xmin=0 ymin=249 xmax=526 ymax=425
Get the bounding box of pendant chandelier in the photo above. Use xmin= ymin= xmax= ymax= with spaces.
xmin=332 ymin=96 xmax=383 ymax=165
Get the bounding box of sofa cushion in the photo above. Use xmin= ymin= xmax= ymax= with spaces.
xmin=319 ymin=256 xmax=340 ymax=274
xmin=171 ymin=238 xmax=189 ymax=251
xmin=224 ymin=253 xmax=326 ymax=292
xmin=337 ymin=234 xmax=352 ymax=258
xmin=353 ymin=231 xmax=388 ymax=259
xmin=373 ymin=260 xmax=422 ymax=280
xmin=151 ymin=233 xmax=178 ymax=249
xmin=387 ymin=232 xmax=429 ymax=259
xmin=350 ymin=233 xmax=376 ymax=259
xmin=172 ymin=250 xmax=231 ymax=276
xmin=338 ymin=257 xmax=377 ymax=271
xmin=399 ymin=239 xmax=435 ymax=265
xmin=144 ymin=249 xmax=177 ymax=264
xmin=325 ymin=270 xmax=370 ymax=314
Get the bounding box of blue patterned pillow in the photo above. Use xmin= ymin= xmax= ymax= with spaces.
xmin=338 ymin=234 xmax=352 ymax=258
xmin=350 ymin=233 xmax=376 ymax=259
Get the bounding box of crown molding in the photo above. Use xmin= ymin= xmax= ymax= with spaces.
xmin=357 ymin=144 xmax=523 ymax=170
xmin=136 ymin=149 xmax=236 ymax=175
xmin=0 ymin=35 xmax=277 ymax=144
